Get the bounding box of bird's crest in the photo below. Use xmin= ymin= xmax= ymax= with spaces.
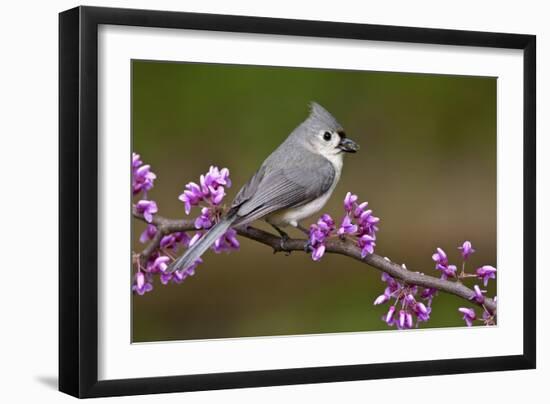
xmin=306 ymin=101 xmax=343 ymax=132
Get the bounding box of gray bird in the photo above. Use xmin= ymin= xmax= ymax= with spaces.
xmin=167 ymin=102 xmax=359 ymax=273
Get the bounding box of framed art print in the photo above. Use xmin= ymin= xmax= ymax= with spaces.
xmin=59 ymin=6 xmax=536 ymax=398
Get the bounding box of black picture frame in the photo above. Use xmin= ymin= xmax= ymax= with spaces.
xmin=59 ymin=5 xmax=536 ymax=398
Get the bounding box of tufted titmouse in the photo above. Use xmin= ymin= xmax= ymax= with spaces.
xmin=167 ymin=102 xmax=359 ymax=273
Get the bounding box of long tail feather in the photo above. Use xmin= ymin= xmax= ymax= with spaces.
xmin=166 ymin=215 xmax=235 ymax=273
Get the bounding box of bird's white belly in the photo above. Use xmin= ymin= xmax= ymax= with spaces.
xmin=266 ymin=156 xmax=342 ymax=228
xmin=266 ymin=191 xmax=333 ymax=227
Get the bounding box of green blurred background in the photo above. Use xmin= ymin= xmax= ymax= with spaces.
xmin=131 ymin=60 xmax=496 ymax=342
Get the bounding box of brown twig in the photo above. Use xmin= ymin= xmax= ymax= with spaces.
xmin=133 ymin=207 xmax=496 ymax=314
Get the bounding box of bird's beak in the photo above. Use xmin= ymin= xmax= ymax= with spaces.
xmin=338 ymin=137 xmax=360 ymax=153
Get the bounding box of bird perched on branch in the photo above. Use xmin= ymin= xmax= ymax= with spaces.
xmin=167 ymin=102 xmax=359 ymax=273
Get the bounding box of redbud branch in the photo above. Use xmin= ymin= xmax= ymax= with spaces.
xmin=133 ymin=208 xmax=497 ymax=314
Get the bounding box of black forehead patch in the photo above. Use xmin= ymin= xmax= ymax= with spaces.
xmin=337 ymin=130 xmax=347 ymax=138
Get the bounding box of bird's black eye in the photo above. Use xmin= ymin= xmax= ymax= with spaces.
xmin=323 ymin=131 xmax=332 ymax=141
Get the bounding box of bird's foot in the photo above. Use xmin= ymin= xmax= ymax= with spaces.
xmin=304 ymin=239 xmax=313 ymax=253
xmin=270 ymin=224 xmax=292 ymax=255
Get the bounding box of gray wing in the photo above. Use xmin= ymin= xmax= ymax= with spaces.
xmin=230 ymin=165 xmax=266 ymax=210
xmin=230 ymin=154 xmax=335 ymax=226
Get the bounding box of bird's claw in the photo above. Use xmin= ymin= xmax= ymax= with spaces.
xmin=304 ymin=239 xmax=313 ymax=253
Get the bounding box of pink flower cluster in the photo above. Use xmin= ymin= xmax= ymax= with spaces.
xmin=132 ymin=154 xmax=239 ymax=296
xmin=308 ymin=192 xmax=380 ymax=261
xmin=132 ymin=152 xmax=156 ymax=197
xmin=178 ymin=166 xmax=240 ymax=255
xmin=178 ymin=166 xmax=231 ymax=214
xmin=374 ymin=270 xmax=433 ymax=329
xmin=373 ymin=240 xmax=497 ymax=330
xmin=433 ymin=241 xmax=497 ymax=327
xmin=308 ymin=214 xmax=335 ymax=261
xmin=132 ymin=153 xmax=158 ymax=225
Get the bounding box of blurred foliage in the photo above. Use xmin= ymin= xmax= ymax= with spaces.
xmin=132 ymin=60 xmax=496 ymax=342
